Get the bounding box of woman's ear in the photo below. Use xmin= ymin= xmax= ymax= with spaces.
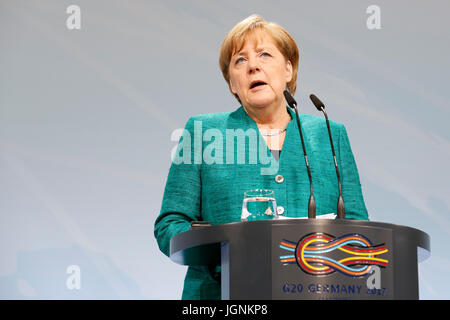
xmin=285 ymin=60 xmax=293 ymax=83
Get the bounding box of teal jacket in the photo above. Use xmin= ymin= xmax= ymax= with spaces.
xmin=154 ymin=106 xmax=368 ymax=299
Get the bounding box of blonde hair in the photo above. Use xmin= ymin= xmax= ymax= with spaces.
xmin=219 ymin=14 xmax=299 ymax=103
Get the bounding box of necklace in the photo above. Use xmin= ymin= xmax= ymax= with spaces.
xmin=260 ymin=128 xmax=287 ymax=137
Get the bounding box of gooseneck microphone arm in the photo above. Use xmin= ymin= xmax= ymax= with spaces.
xmin=309 ymin=94 xmax=345 ymax=219
xmin=283 ymin=90 xmax=316 ymax=219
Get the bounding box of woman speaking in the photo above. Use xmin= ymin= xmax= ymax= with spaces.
xmin=154 ymin=15 xmax=368 ymax=300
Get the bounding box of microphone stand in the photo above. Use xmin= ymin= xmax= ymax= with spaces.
xmin=310 ymin=94 xmax=345 ymax=219
xmin=283 ymin=90 xmax=316 ymax=219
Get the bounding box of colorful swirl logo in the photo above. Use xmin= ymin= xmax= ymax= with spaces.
xmin=279 ymin=233 xmax=389 ymax=277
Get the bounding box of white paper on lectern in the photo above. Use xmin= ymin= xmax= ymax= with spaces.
xmin=277 ymin=213 xmax=337 ymax=220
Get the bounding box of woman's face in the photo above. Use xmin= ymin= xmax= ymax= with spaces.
xmin=228 ymin=32 xmax=293 ymax=110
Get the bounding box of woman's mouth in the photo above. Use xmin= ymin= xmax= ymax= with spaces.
xmin=250 ymin=81 xmax=267 ymax=90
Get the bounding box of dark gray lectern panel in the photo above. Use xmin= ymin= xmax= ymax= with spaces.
xmin=170 ymin=220 xmax=430 ymax=300
xmin=271 ymin=221 xmax=394 ymax=299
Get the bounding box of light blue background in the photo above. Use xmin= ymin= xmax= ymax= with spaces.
xmin=1 ymin=0 xmax=449 ymax=299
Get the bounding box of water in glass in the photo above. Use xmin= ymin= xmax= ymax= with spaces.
xmin=241 ymin=189 xmax=278 ymax=221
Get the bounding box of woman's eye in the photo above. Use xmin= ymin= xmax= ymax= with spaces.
xmin=260 ymin=52 xmax=271 ymax=57
xmin=235 ymin=57 xmax=246 ymax=64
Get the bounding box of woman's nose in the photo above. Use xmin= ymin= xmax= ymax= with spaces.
xmin=247 ymin=57 xmax=260 ymax=73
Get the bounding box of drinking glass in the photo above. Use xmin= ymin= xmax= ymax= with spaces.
xmin=241 ymin=189 xmax=278 ymax=221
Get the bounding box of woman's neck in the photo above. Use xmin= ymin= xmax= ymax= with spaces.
xmin=243 ymin=102 xmax=291 ymax=129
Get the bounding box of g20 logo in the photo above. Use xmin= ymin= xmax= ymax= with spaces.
xmin=279 ymin=233 xmax=388 ymax=279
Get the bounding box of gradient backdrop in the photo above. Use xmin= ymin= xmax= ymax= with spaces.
xmin=1 ymin=0 xmax=449 ymax=299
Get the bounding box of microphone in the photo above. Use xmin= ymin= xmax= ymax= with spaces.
xmin=309 ymin=94 xmax=345 ymax=219
xmin=283 ymin=90 xmax=316 ymax=219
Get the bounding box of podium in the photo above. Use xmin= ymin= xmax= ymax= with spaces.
xmin=170 ymin=219 xmax=430 ymax=300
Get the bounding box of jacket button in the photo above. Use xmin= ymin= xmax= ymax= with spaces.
xmin=275 ymin=175 xmax=284 ymax=183
xmin=277 ymin=206 xmax=285 ymax=215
